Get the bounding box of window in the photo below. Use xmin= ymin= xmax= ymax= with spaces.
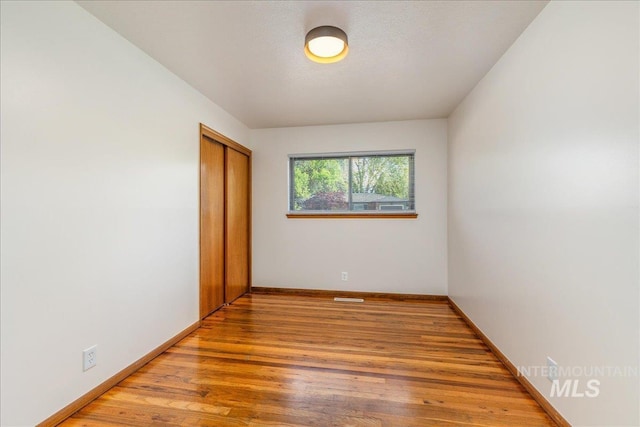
xmin=288 ymin=150 xmax=416 ymax=218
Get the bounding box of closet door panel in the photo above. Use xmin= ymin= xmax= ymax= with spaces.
xmin=225 ymin=148 xmax=250 ymax=303
xmin=200 ymin=138 xmax=225 ymax=317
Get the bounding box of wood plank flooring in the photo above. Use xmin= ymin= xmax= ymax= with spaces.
xmin=62 ymin=293 xmax=556 ymax=426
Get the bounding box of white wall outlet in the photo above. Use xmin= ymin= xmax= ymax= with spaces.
xmin=83 ymin=345 xmax=97 ymax=371
xmin=547 ymin=356 xmax=558 ymax=381
xmin=341 ymin=272 xmax=348 ymax=281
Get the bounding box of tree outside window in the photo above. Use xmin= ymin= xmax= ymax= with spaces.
xmin=289 ymin=151 xmax=415 ymax=213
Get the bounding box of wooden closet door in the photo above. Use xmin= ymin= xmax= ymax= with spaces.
xmin=225 ymin=148 xmax=250 ymax=303
xmin=200 ymin=137 xmax=225 ymax=318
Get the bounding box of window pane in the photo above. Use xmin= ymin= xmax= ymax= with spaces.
xmin=351 ymin=155 xmax=412 ymax=211
xmin=289 ymin=152 xmax=414 ymax=213
xmin=291 ymin=158 xmax=348 ymax=211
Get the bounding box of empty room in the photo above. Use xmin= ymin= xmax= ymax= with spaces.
xmin=1 ymin=1 xmax=638 ymax=426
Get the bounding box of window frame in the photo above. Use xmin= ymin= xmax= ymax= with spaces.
xmin=287 ymin=150 xmax=417 ymax=219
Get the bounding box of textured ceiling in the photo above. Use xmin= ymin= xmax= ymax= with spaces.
xmin=77 ymin=0 xmax=547 ymax=129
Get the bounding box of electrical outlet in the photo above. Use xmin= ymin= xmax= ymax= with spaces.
xmin=341 ymin=272 xmax=348 ymax=281
xmin=83 ymin=345 xmax=97 ymax=371
xmin=547 ymin=356 xmax=558 ymax=381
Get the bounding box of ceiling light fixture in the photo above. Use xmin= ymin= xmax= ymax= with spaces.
xmin=304 ymin=26 xmax=348 ymax=64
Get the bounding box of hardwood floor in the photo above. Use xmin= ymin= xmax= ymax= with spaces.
xmin=62 ymin=293 xmax=556 ymax=426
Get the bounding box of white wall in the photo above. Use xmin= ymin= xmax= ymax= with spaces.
xmin=448 ymin=2 xmax=639 ymax=426
xmin=0 ymin=2 xmax=249 ymax=425
xmin=251 ymin=120 xmax=447 ymax=295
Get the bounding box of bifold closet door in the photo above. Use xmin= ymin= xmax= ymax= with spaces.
xmin=225 ymin=148 xmax=250 ymax=303
xmin=200 ymin=137 xmax=225 ymax=318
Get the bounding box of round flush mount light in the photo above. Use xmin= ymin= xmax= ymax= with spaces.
xmin=304 ymin=26 xmax=349 ymax=63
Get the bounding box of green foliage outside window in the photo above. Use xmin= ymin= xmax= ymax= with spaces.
xmin=290 ymin=152 xmax=414 ymax=212
xmin=351 ymin=156 xmax=409 ymax=199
